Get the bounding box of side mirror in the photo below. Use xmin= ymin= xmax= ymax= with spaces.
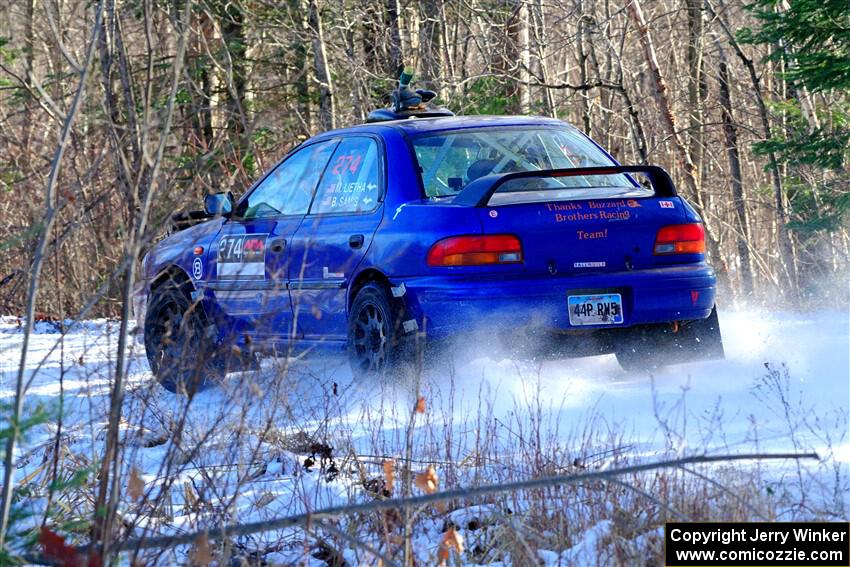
xmin=203 ymin=191 xmax=234 ymax=216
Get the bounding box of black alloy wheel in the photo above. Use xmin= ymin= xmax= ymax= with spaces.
xmin=347 ymin=283 xmax=399 ymax=377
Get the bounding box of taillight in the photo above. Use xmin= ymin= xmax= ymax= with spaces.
xmin=427 ymin=235 xmax=523 ymax=267
xmin=654 ymin=224 xmax=705 ymax=255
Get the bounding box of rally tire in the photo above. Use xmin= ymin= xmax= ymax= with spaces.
xmin=614 ymin=339 xmax=661 ymax=373
xmin=347 ymin=283 xmax=406 ymax=378
xmin=614 ymin=306 xmax=724 ymax=372
xmin=144 ymin=285 xmax=223 ymax=394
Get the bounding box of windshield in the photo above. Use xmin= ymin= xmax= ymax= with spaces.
xmin=410 ymin=127 xmax=649 ymax=203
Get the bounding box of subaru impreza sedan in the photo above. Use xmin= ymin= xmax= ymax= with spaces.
xmin=134 ymin=115 xmax=723 ymax=392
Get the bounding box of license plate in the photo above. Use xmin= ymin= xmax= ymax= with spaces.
xmin=567 ymin=293 xmax=624 ymax=326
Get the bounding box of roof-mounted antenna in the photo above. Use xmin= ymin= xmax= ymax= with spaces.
xmin=367 ymin=67 xmax=454 ymax=123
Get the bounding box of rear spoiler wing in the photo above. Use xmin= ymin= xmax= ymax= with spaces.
xmin=452 ymin=165 xmax=677 ymax=207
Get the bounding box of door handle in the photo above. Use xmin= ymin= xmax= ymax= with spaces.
xmin=269 ymin=238 xmax=286 ymax=254
xmin=349 ymin=234 xmax=365 ymax=249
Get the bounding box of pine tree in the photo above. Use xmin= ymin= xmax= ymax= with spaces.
xmin=740 ymin=0 xmax=850 ymax=233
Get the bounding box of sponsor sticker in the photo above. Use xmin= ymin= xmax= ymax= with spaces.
xmin=323 ymin=267 xmax=345 ymax=279
xmin=577 ymin=229 xmax=608 ymax=240
xmin=192 ymin=257 xmax=203 ymax=280
xmin=489 ymin=210 xmax=498 ymax=218
xmin=659 ymin=200 xmax=675 ymax=208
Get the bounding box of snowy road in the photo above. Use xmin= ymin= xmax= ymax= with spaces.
xmin=441 ymin=309 xmax=850 ymax=457
xmin=0 ymin=309 xmax=847 ymax=562
xmin=286 ymin=309 xmax=850 ymax=461
xmin=1 ymin=309 xmax=847 ymax=470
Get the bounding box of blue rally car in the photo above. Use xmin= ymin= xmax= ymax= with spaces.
xmin=134 ymin=114 xmax=723 ymax=392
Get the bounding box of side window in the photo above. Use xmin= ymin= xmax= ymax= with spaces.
xmin=311 ymin=137 xmax=381 ymax=215
xmin=239 ymin=140 xmax=336 ymax=219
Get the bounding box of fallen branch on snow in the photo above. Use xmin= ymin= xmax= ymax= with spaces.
xmin=114 ymin=451 xmax=818 ymax=554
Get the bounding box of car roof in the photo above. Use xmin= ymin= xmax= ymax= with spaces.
xmin=312 ymin=115 xmax=572 ymax=140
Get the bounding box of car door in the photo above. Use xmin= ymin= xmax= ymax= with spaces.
xmin=207 ymin=140 xmax=337 ymax=343
xmin=288 ymin=135 xmax=385 ymax=340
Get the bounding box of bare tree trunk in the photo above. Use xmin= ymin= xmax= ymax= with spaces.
xmin=438 ymin=1 xmax=455 ymax=99
xmin=686 ymin=0 xmax=708 ymax=198
xmin=448 ymin=0 xmax=466 ymax=101
xmin=308 ymin=0 xmax=335 ymax=131
xmin=344 ymin=25 xmax=366 ymax=123
xmin=516 ymin=0 xmax=530 ymax=113
xmin=717 ymin=40 xmax=753 ymax=297
xmin=385 ymin=0 xmax=404 ymax=76
xmin=577 ymin=0 xmax=592 ymax=132
xmin=21 ymin=0 xmax=36 ymax=155
xmin=98 ymin=0 xmax=136 ymax=220
xmin=216 ymin=0 xmax=250 ymax=165
xmin=620 ymin=81 xmax=649 ymax=163
xmin=503 ymin=0 xmax=530 ymax=114
xmin=627 ymin=0 xmax=699 ymax=197
xmin=598 ymin=0 xmax=615 ymax=151
xmin=189 ymin=11 xmax=214 ymax=148
xmin=297 ymin=0 xmax=314 ymax=135
xmin=529 ymin=0 xmax=555 ymax=117
xmin=708 ymin=0 xmax=798 ymax=296
xmin=627 ymin=0 xmax=728 ymax=294
xmin=686 ymin=0 xmax=717 ymax=289
xmin=419 ymin=0 xmax=442 ymax=91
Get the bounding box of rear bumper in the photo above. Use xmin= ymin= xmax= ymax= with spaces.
xmin=393 ymin=264 xmax=716 ymax=339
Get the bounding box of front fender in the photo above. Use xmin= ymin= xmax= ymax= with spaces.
xmin=142 ymin=218 xmax=224 ymax=282
xmin=137 ymin=219 xmax=224 ymax=330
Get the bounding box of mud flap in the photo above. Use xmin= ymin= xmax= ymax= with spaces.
xmin=669 ymin=305 xmax=725 ymax=363
xmin=616 ymin=306 xmax=724 ymax=370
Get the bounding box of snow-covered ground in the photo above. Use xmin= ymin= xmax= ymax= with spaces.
xmin=0 ymin=309 xmax=847 ymax=564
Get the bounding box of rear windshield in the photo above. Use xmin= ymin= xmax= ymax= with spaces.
xmin=410 ymin=127 xmax=650 ymax=203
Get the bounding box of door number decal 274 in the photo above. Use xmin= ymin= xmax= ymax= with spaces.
xmin=217 ymin=233 xmax=267 ymax=280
